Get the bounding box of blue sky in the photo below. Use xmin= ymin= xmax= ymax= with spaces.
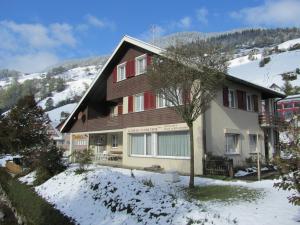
xmin=1 ymin=0 xmax=300 ymax=72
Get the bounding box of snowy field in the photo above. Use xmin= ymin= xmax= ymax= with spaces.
xmin=29 ymin=165 xmax=300 ymax=225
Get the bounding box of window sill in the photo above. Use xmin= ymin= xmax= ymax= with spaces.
xmin=224 ymin=152 xmax=240 ymax=156
xmin=130 ymin=155 xmax=190 ymax=160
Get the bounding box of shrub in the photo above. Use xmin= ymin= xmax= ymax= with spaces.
xmin=259 ymin=57 xmax=271 ymax=67
xmin=0 ymin=169 xmax=75 ymax=225
xmin=72 ymin=148 xmax=94 ymax=173
xmin=34 ymin=144 xmax=66 ymax=185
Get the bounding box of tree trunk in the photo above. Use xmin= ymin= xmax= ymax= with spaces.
xmin=189 ymin=124 xmax=194 ymax=188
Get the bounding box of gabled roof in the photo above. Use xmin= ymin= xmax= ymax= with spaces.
xmin=60 ymin=35 xmax=285 ymax=133
xmin=60 ymin=36 xmax=164 ymax=132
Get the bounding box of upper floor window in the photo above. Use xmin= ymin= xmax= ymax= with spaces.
xmin=134 ymin=94 xmax=144 ymax=112
xmin=284 ymin=103 xmax=293 ymax=109
xmin=294 ymin=102 xmax=300 ymax=108
xmin=228 ymin=89 xmax=236 ymax=108
xmin=156 ymin=94 xmax=170 ymax=108
xmin=135 ymin=54 xmax=147 ymax=75
xmin=246 ymin=94 xmax=253 ymax=111
xmin=117 ymin=62 xmax=126 ymax=82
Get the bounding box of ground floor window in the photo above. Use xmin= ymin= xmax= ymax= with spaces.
xmin=225 ymin=133 xmax=239 ymax=153
xmin=112 ymin=134 xmax=118 ymax=148
xmin=249 ymin=134 xmax=257 ymax=152
xmin=130 ymin=131 xmax=190 ymax=157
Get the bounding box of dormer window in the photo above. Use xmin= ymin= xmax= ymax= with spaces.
xmin=135 ymin=54 xmax=147 ymax=75
xmin=117 ymin=62 xmax=126 ymax=81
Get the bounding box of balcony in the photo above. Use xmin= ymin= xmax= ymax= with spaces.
xmin=258 ymin=113 xmax=285 ymax=128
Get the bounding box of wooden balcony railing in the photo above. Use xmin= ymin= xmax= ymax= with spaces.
xmin=258 ymin=113 xmax=286 ymax=127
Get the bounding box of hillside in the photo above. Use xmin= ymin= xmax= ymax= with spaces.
xmin=1 ymin=28 xmax=300 ymax=124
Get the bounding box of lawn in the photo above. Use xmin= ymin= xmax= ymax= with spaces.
xmin=186 ymin=185 xmax=264 ymax=203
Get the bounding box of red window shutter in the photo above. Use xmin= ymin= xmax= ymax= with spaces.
xmin=128 ymin=96 xmax=133 ymax=113
xmin=126 ymin=60 xmax=135 ymax=78
xmin=113 ymin=67 xmax=117 ymax=83
xmin=242 ymin=92 xmax=247 ymax=110
xmin=125 ymin=61 xmax=130 ymax=78
xmin=149 ymin=91 xmax=156 ymax=109
xmin=223 ymin=86 xmax=229 ymax=107
xmin=147 ymin=54 xmax=152 ymax=65
xmin=118 ymin=104 xmax=123 ymax=115
xmin=253 ymin=95 xmax=259 ymax=112
xmin=144 ymin=92 xmax=149 ymax=110
xmin=237 ymin=90 xmax=243 ymax=109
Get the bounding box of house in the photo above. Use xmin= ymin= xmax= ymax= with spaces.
xmin=277 ymin=94 xmax=300 ymax=120
xmin=60 ymin=36 xmax=285 ymax=175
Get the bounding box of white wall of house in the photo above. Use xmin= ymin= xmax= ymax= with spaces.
xmin=205 ymin=82 xmax=265 ymax=166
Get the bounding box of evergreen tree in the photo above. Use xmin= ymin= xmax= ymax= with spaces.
xmin=45 ymin=98 xmax=54 ymax=111
xmin=5 ymin=95 xmax=50 ymax=157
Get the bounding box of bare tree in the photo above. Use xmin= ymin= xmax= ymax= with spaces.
xmin=274 ymin=114 xmax=300 ymax=205
xmin=148 ymin=40 xmax=229 ymax=187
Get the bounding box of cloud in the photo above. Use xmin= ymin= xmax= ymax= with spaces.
xmin=196 ymin=7 xmax=208 ymax=24
xmin=0 ymin=20 xmax=76 ymax=49
xmin=230 ymin=0 xmax=300 ymax=26
xmin=50 ymin=23 xmax=77 ymax=47
xmin=85 ymin=14 xmax=115 ymax=30
xmin=0 ymin=52 xmax=59 ymax=73
xmin=178 ymin=17 xmax=192 ymax=29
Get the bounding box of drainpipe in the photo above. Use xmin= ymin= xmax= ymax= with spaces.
xmin=273 ymin=96 xmax=286 ymax=157
xmin=202 ymin=111 xmax=207 ymax=175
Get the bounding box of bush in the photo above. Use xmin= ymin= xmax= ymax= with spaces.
xmin=72 ymin=148 xmax=94 ymax=173
xmin=259 ymin=57 xmax=271 ymax=67
xmin=0 ymin=169 xmax=75 ymax=225
xmin=34 ymin=144 xmax=66 ymax=185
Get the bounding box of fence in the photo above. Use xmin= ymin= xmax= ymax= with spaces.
xmin=203 ymin=158 xmax=234 ymax=177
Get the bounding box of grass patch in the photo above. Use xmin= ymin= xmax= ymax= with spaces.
xmin=0 ymin=168 xmax=75 ymax=225
xmin=186 ymin=185 xmax=263 ymax=203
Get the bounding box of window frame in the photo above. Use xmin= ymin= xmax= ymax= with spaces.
xmin=134 ymin=93 xmax=144 ymax=112
xmin=225 ymin=133 xmax=240 ymax=154
xmin=246 ymin=94 xmax=253 ymax=111
xmin=129 ymin=131 xmax=190 ymax=159
xmin=249 ymin=134 xmax=257 ymax=153
xmin=228 ymin=89 xmax=236 ymax=108
xmin=135 ymin=54 xmax=147 ymax=76
xmin=111 ymin=134 xmax=118 ymax=148
xmin=117 ymin=62 xmax=126 ymax=82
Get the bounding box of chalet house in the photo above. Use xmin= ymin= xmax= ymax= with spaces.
xmin=60 ymin=36 xmax=285 ymax=175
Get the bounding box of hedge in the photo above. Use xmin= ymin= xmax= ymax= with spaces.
xmin=0 ymin=168 xmax=75 ymax=225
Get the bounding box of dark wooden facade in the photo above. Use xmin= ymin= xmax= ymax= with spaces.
xmin=67 ymin=43 xmax=183 ymax=133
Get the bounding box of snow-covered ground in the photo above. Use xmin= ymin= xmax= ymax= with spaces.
xmin=34 ymin=165 xmax=299 ymax=225
xmin=278 ymin=38 xmax=300 ymax=50
xmin=19 ymin=171 xmax=36 ymax=185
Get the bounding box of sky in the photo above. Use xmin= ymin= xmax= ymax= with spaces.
xmin=1 ymin=0 xmax=300 ymax=73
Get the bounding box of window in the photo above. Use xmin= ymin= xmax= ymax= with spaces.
xmin=294 ymin=102 xmax=300 ymax=108
xmin=225 ymin=133 xmax=239 ymax=153
xmin=246 ymin=94 xmax=253 ymax=111
xmin=130 ymin=133 xmax=153 ymax=155
xmin=130 ymin=131 xmax=190 ymax=157
xmin=284 ymin=103 xmax=293 ymax=109
xmin=112 ymin=135 xmax=118 ymax=148
xmin=157 ymin=131 xmax=190 ymax=157
xmin=135 ymin=54 xmax=147 ymax=75
xmin=249 ymin=134 xmax=257 ymax=152
xmin=134 ymin=94 xmax=144 ymax=112
xmin=117 ymin=63 xmax=126 ymax=81
xmin=228 ymin=89 xmax=236 ymax=108
xmin=156 ymin=94 xmax=171 ymax=108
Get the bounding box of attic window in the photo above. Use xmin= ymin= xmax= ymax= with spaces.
xmin=135 ymin=54 xmax=147 ymax=75
xmin=117 ymin=62 xmax=126 ymax=81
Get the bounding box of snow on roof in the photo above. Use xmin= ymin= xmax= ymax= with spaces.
xmin=278 ymin=38 xmax=300 ymax=50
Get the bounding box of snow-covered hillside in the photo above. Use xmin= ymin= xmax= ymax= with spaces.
xmin=229 ymin=39 xmax=300 ymax=89
xmin=46 ymin=103 xmax=77 ymax=126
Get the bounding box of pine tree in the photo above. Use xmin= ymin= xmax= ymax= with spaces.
xmin=5 ymin=95 xmax=50 ymax=158
xmin=45 ymin=98 xmax=54 ymax=111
